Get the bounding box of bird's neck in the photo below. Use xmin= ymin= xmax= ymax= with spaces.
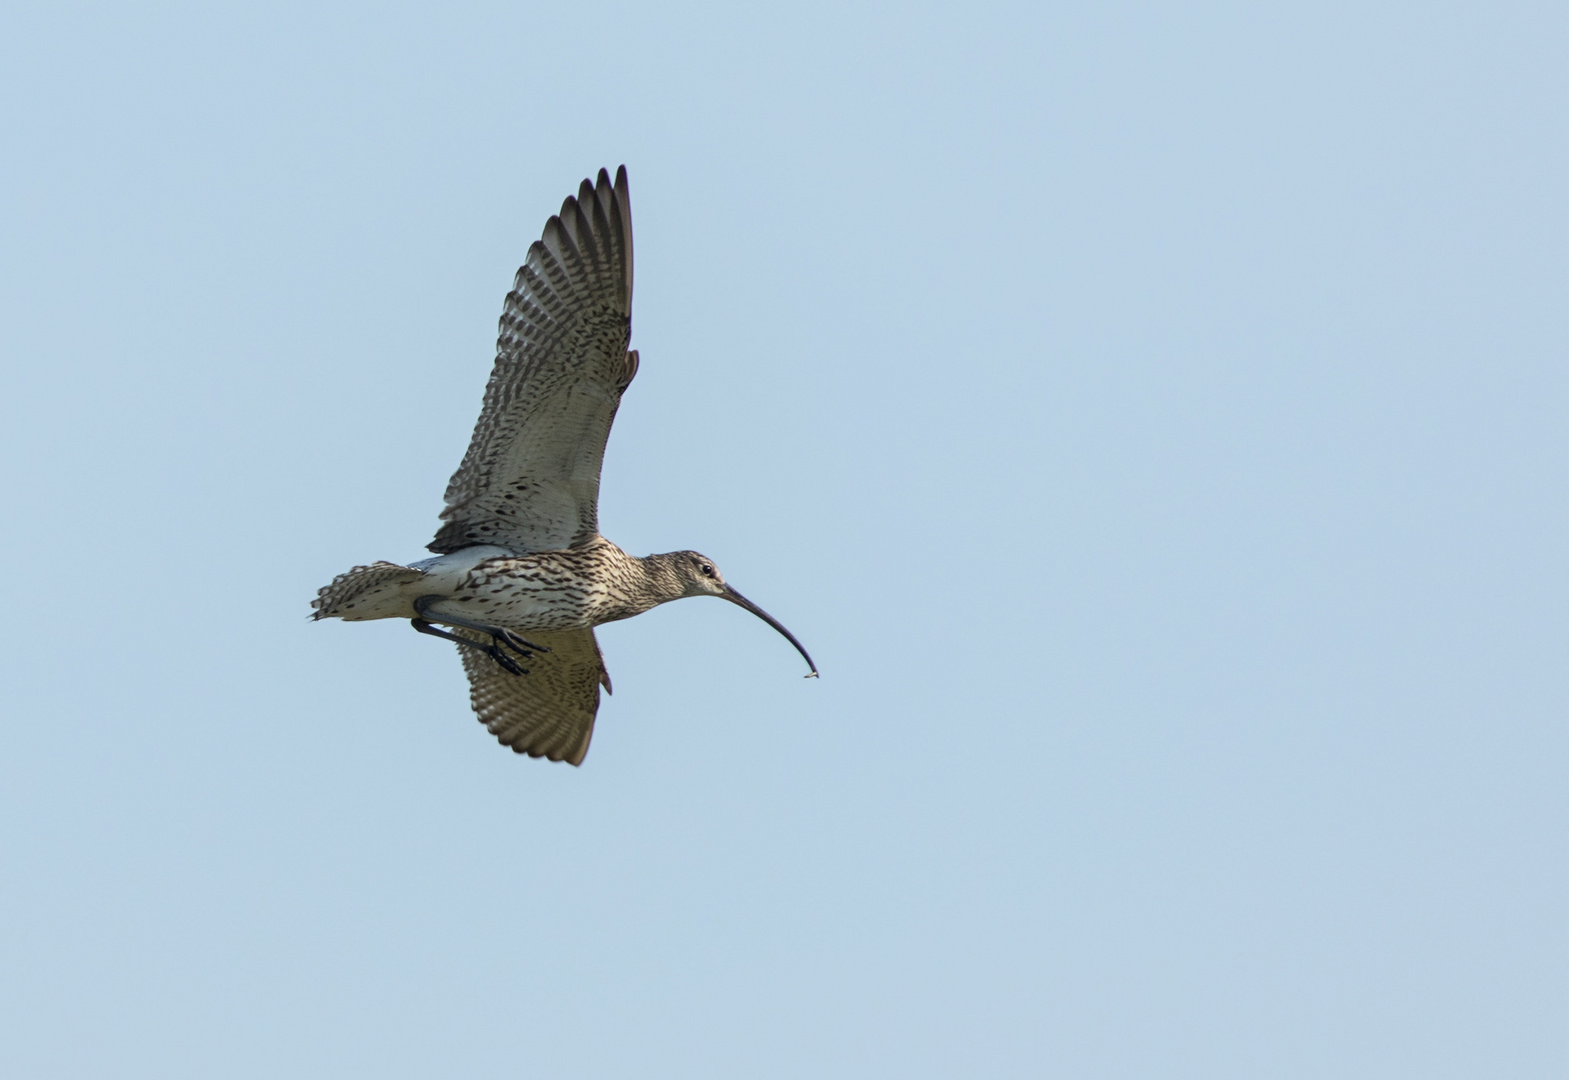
xmin=587 ymin=544 xmax=689 ymax=623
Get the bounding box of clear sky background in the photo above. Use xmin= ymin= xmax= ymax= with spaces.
xmin=2 ymin=2 xmax=1566 ymax=1076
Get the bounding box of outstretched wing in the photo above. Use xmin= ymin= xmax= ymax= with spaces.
xmin=431 ymin=166 xmax=637 ymax=555
xmin=456 ymin=628 xmax=611 ymax=765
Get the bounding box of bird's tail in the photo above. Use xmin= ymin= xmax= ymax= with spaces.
xmin=311 ymin=561 xmax=426 ymax=621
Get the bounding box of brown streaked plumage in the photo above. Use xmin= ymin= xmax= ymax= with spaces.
xmin=312 ymin=167 xmax=815 ymax=765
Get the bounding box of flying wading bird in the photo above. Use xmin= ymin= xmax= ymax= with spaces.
xmin=312 ymin=167 xmax=816 ymax=765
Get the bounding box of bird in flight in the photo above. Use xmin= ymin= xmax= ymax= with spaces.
xmin=313 ymin=167 xmax=816 ymax=765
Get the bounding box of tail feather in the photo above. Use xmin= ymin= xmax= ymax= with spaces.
xmin=312 ymin=562 xmax=426 ymax=620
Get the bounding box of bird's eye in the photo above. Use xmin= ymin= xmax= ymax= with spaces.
xmin=700 ymin=564 xmax=715 ymax=577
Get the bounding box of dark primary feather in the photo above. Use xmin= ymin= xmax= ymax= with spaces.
xmin=431 ymin=166 xmax=637 ymax=555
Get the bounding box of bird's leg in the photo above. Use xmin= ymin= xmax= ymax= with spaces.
xmin=411 ymin=595 xmax=551 ymax=661
xmin=411 ymin=618 xmax=529 ymax=676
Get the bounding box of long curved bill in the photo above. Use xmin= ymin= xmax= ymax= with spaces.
xmin=721 ymin=586 xmax=819 ymax=678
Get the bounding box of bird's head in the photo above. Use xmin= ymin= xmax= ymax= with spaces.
xmin=670 ymin=550 xmax=730 ymax=598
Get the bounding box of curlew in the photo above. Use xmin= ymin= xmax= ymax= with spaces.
xmin=312 ymin=166 xmax=816 ymax=765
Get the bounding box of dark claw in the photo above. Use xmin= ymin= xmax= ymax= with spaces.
xmin=496 ymin=628 xmax=549 ymax=656
xmin=490 ymin=646 xmax=528 ymax=676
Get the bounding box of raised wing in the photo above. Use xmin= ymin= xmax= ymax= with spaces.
xmin=431 ymin=166 xmax=637 ymax=555
xmin=457 ymin=628 xmax=611 ymax=765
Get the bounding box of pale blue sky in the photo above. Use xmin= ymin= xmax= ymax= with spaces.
xmin=2 ymin=2 xmax=1566 ymax=1076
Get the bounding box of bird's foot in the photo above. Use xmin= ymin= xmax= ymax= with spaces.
xmin=411 ymin=617 xmax=532 ymax=676
xmin=494 ymin=628 xmax=550 ymax=658
xmin=487 ymin=644 xmax=529 ymax=676
xmin=412 ymin=596 xmax=549 ymax=675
